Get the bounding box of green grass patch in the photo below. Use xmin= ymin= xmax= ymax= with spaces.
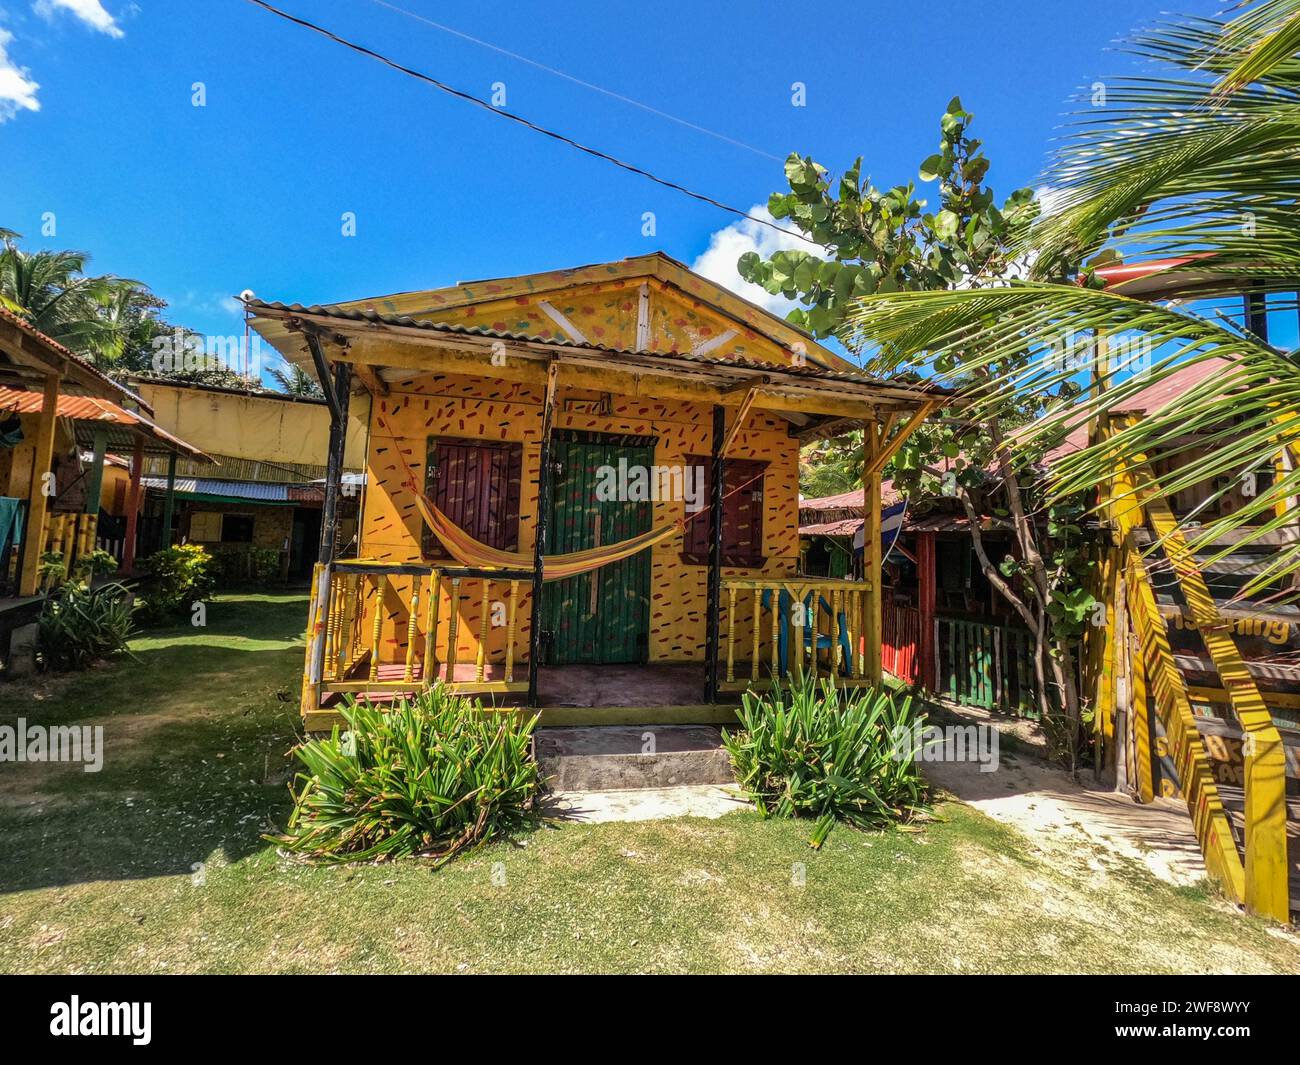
xmin=0 ymin=593 xmax=1297 ymax=974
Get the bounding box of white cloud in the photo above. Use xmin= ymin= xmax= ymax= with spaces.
xmin=691 ymin=204 xmax=820 ymax=317
xmin=0 ymin=29 xmax=40 ymax=122
xmin=34 ymin=0 xmax=124 ymax=38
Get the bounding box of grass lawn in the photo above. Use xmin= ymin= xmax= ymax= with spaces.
xmin=1 ymin=591 xmax=1297 ymax=974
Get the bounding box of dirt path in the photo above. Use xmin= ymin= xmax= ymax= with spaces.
xmin=924 ymin=750 xmax=1209 ymax=888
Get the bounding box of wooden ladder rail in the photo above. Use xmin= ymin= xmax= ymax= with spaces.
xmin=1135 ymin=473 xmax=1291 ymax=922
xmin=1125 ymin=545 xmax=1246 ymax=904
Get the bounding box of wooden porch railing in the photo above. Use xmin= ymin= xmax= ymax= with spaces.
xmin=39 ymin=511 xmax=99 ymax=588
xmin=718 ymin=576 xmax=875 ymax=693
xmin=302 ymin=559 xmax=532 ymax=712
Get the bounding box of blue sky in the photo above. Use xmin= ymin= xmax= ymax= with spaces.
xmin=0 ymin=0 xmax=1230 ymax=377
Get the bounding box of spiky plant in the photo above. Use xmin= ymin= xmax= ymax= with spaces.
xmin=275 ymin=689 xmax=542 ymax=865
xmin=723 ymin=677 xmax=928 ymax=847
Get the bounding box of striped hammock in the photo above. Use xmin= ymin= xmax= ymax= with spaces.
xmin=413 ymin=492 xmax=680 ymax=581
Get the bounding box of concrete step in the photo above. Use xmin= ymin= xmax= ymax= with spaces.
xmin=545 ymin=784 xmax=749 ymax=823
xmin=535 ymin=725 xmax=735 ymax=791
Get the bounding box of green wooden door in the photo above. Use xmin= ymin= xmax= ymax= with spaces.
xmin=540 ymin=432 xmax=654 ymax=664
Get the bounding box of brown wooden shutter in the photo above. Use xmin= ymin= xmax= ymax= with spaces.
xmin=681 ymin=456 xmax=766 ymax=567
xmin=423 ymin=437 xmax=523 ymax=559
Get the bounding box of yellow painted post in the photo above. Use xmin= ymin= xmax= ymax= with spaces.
xmin=476 ymin=579 xmax=489 ymax=681
xmin=770 ymin=587 xmax=780 ymax=681
xmin=19 ymin=374 xmax=59 ymax=597
xmin=301 ymin=563 xmax=323 ymax=712
xmin=865 ymin=420 xmax=883 ymax=685
xmin=403 ymin=579 xmax=420 ymax=683
xmin=809 ymin=586 xmax=821 ymax=678
xmin=845 ymin=589 xmax=856 ymax=678
xmin=505 ymin=578 xmax=519 ymax=683
xmin=725 ymin=584 xmax=736 ymax=683
xmin=368 ymin=574 xmax=386 ymax=683
xmin=1128 ymin=580 xmax=1154 ymax=804
xmin=750 ymin=587 xmax=760 ymax=683
xmin=445 ymin=576 xmax=461 ymax=684
xmin=423 ymin=571 xmax=439 ymax=685
xmin=337 ymin=573 xmax=359 ymax=676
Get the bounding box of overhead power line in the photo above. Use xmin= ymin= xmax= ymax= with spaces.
xmin=242 ymin=0 xmax=824 ymax=249
xmin=367 ymin=0 xmax=784 ymax=162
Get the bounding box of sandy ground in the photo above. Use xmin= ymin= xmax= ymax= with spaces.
xmin=924 ymin=745 xmax=1210 ymax=887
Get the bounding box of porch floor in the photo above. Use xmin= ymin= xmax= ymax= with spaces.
xmin=538 ymin=663 xmax=707 ymax=708
xmin=321 ymin=661 xmax=728 ymax=709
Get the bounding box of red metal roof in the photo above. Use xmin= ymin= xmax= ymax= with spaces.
xmin=1046 ymin=357 xmax=1233 ymax=464
xmin=799 ymin=480 xmax=903 ymax=516
xmin=0 ymin=306 xmax=141 ymax=407
xmin=0 ymin=385 xmax=209 ymax=459
xmin=0 ymin=305 xmax=77 ymax=361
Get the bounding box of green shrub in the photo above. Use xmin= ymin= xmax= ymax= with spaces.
xmin=275 ymin=687 xmax=542 ymax=865
xmin=249 ymin=546 xmax=282 ymax=582
xmin=723 ymin=677 xmax=928 ymax=847
xmin=137 ymin=544 xmax=215 ymax=623
xmin=73 ymin=548 xmax=120 ymax=583
xmin=37 ymin=581 xmax=135 ymax=671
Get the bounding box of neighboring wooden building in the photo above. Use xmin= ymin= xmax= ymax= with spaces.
xmin=123 ymin=378 xmax=366 ymax=580
xmin=0 ymin=308 xmax=206 ymax=598
xmin=248 ymin=253 xmax=942 ymax=726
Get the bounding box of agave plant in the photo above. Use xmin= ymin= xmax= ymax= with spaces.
xmin=723 ymin=677 xmax=928 ymax=847
xmin=36 ymin=581 xmax=135 ymax=671
xmin=275 ymin=688 xmax=542 ymax=865
xmin=848 ymin=0 xmax=1300 ymax=597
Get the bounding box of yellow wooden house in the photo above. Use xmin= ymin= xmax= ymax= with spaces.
xmin=248 ymin=253 xmax=941 ymax=728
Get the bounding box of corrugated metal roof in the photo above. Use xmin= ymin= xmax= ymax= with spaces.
xmin=246 ymin=299 xmax=949 ymax=397
xmin=0 ymin=306 xmax=142 ymax=407
xmin=0 ymin=385 xmax=209 ymax=459
xmin=0 ymin=305 xmax=78 ymax=362
xmin=141 ymin=477 xmax=289 ymax=501
xmin=799 ymin=480 xmax=903 ymax=516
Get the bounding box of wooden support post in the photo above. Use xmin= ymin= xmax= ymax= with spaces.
xmin=917 ymin=531 xmax=936 ymax=691
xmin=864 ymin=418 xmax=883 ymax=685
xmin=528 ymin=360 xmax=559 ymax=707
xmin=318 ymin=359 xmax=354 ymax=565
xmin=368 ymin=574 xmax=386 ymax=683
xmin=403 ymin=580 xmax=420 ymax=683
xmin=725 ymin=584 xmax=736 ymax=683
xmin=770 ymin=590 xmax=780 ymax=680
xmin=704 ymin=404 xmax=726 ymax=702
xmin=505 ymin=578 xmax=518 ymax=683
xmin=121 ymin=436 xmax=145 ymax=576
xmin=161 ymin=450 xmax=178 ymax=549
xmin=19 ymin=374 xmax=60 ymax=597
xmin=446 ymin=576 xmax=461 ymax=684
xmin=84 ymin=426 xmax=107 ymax=517
xmin=476 ymin=578 xmax=489 ymax=681
xmin=301 ymin=563 xmax=325 ymax=711
xmin=423 ymin=571 xmax=439 ymax=684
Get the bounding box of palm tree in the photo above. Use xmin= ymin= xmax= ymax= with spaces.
xmin=0 ymin=235 xmax=144 ymax=366
xmin=847 ymin=0 xmax=1300 ymax=595
xmin=267 ymin=360 xmax=323 ymax=397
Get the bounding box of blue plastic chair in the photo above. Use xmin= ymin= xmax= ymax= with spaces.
xmin=760 ymin=587 xmax=854 ymax=678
